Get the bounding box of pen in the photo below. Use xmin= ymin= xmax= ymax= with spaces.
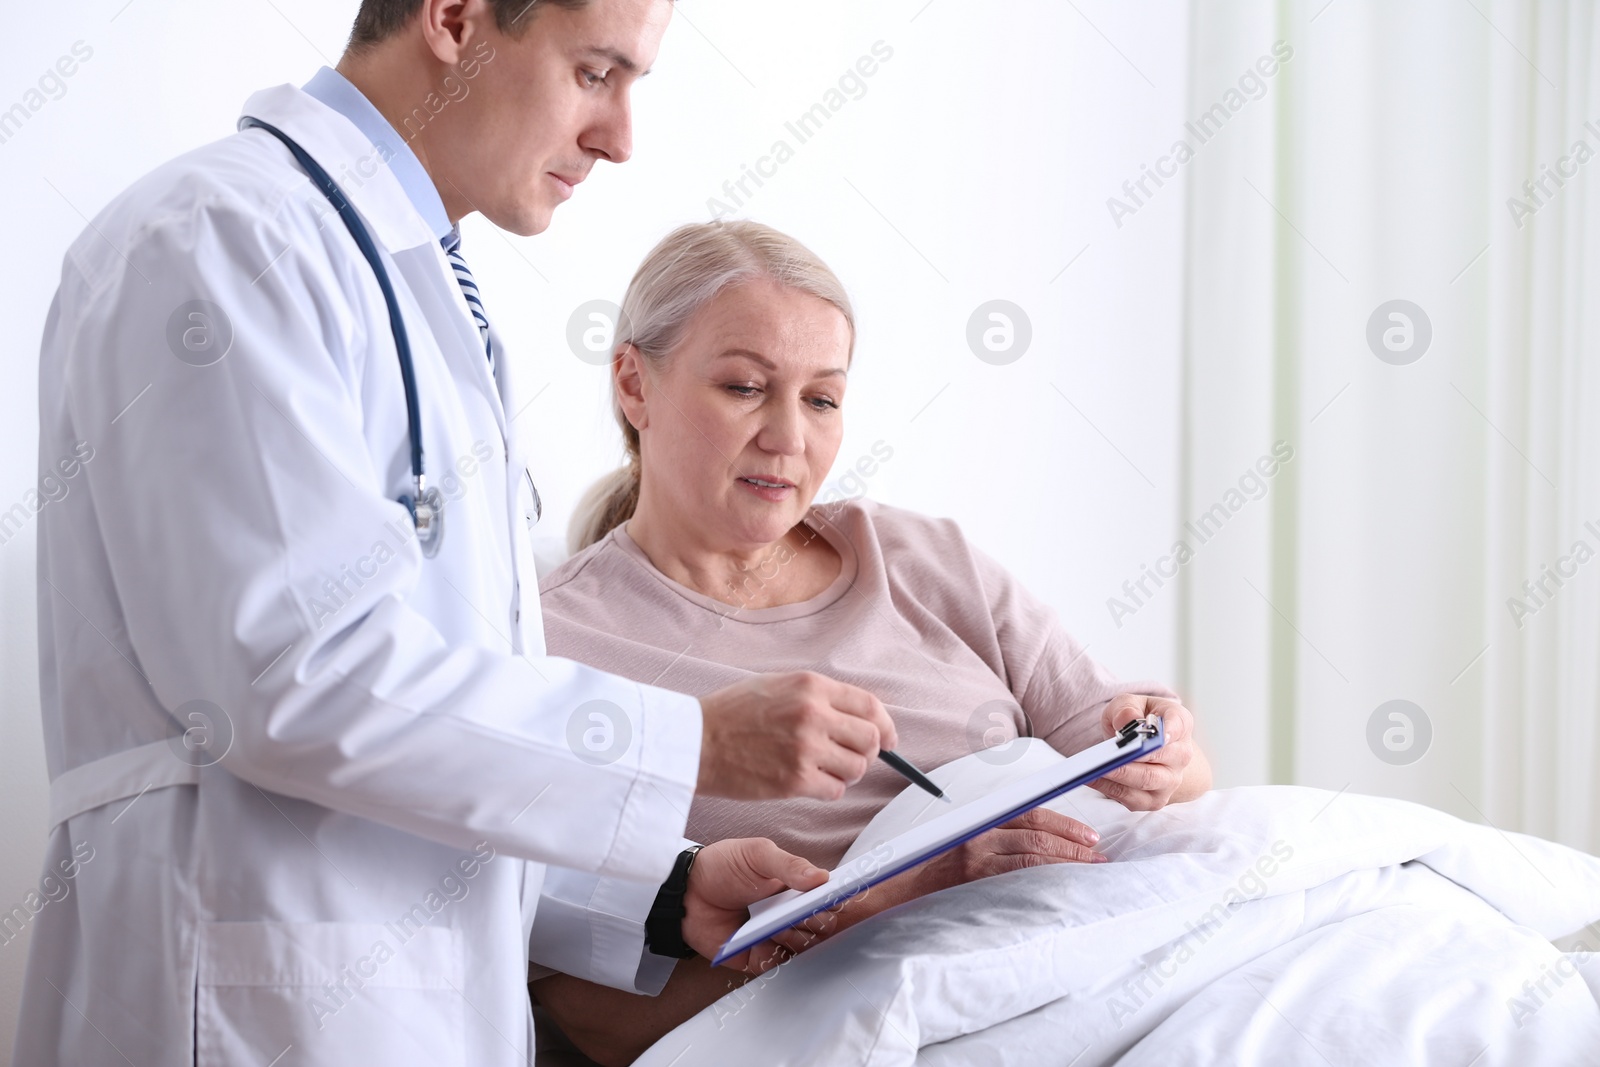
xmin=878 ymin=749 xmax=951 ymax=802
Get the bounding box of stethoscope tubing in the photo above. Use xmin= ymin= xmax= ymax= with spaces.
xmin=240 ymin=117 xmax=459 ymax=555
xmin=241 ymin=118 xmax=427 ymax=485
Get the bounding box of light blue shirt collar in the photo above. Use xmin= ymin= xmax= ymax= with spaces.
xmin=301 ymin=66 xmax=455 ymax=245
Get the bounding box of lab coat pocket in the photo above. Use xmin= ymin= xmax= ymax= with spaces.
xmin=196 ymin=921 xmax=466 ymax=1067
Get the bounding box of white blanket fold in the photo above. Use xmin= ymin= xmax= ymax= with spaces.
xmin=635 ymin=773 xmax=1600 ymax=1067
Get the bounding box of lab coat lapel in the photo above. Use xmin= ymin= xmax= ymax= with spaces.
xmin=237 ymin=83 xmax=508 ymax=444
xmin=238 ymin=83 xmax=435 ymax=255
xmin=392 ymin=244 xmax=508 ymax=444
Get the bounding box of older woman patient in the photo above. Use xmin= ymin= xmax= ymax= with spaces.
xmin=531 ymin=221 xmax=1211 ymax=1065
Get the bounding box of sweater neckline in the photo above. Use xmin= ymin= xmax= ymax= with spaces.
xmin=609 ymin=509 xmax=860 ymax=623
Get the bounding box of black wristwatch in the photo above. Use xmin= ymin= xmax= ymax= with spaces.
xmin=645 ymin=845 xmax=704 ymax=958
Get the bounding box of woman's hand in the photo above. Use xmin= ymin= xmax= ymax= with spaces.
xmin=681 ymin=837 xmax=828 ymax=975
xmin=892 ymin=807 xmax=1106 ymax=891
xmin=1089 ymin=694 xmax=1210 ymax=810
xmin=697 ymin=671 xmax=899 ymax=800
xmin=764 ymin=808 xmax=1106 ymax=957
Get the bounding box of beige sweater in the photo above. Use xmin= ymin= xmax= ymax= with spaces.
xmin=539 ymin=499 xmax=1176 ymax=869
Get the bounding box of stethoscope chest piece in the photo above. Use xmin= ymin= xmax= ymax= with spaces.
xmin=402 ymin=481 xmax=445 ymax=558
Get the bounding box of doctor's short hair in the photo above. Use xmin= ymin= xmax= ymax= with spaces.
xmin=569 ymin=220 xmax=856 ymax=555
xmin=347 ymin=0 xmax=587 ymax=53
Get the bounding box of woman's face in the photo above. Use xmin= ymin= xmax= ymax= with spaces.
xmin=618 ymin=277 xmax=852 ymax=551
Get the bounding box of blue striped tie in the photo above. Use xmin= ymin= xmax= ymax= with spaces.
xmin=442 ymin=226 xmax=494 ymax=372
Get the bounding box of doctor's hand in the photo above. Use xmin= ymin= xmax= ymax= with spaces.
xmin=682 ymin=837 xmax=828 ymax=975
xmin=1089 ymin=694 xmax=1210 ymax=810
xmin=697 ymin=672 xmax=898 ymax=801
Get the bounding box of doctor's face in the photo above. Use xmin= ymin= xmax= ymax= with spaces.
xmin=620 ymin=280 xmax=852 ymax=552
xmin=439 ymin=0 xmax=672 ymax=234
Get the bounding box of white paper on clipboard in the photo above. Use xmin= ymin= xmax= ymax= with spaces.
xmin=712 ymin=716 xmax=1166 ymax=966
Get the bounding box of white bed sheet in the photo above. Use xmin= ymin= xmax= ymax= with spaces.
xmin=631 ymin=741 xmax=1600 ymax=1067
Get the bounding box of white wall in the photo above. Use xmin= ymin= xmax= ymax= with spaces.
xmin=0 ymin=1 xmax=1189 ymax=1051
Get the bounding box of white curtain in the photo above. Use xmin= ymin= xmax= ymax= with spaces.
xmin=1179 ymin=0 xmax=1599 ymax=851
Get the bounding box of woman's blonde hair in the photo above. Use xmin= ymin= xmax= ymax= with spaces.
xmin=568 ymin=220 xmax=856 ymax=554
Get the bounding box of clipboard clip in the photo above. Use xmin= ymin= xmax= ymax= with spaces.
xmin=1115 ymin=715 xmax=1161 ymax=748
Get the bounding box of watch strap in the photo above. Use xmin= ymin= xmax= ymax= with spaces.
xmin=645 ymin=844 xmax=703 ymax=958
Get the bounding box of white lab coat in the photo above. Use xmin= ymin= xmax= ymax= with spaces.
xmin=14 ymin=83 xmax=701 ymax=1066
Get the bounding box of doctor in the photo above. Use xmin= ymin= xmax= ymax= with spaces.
xmin=14 ymin=0 xmax=899 ymax=1063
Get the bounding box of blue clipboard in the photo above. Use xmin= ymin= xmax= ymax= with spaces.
xmin=713 ymin=715 xmax=1166 ymax=966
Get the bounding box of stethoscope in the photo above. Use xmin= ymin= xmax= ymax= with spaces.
xmin=242 ymin=117 xmax=540 ymax=556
